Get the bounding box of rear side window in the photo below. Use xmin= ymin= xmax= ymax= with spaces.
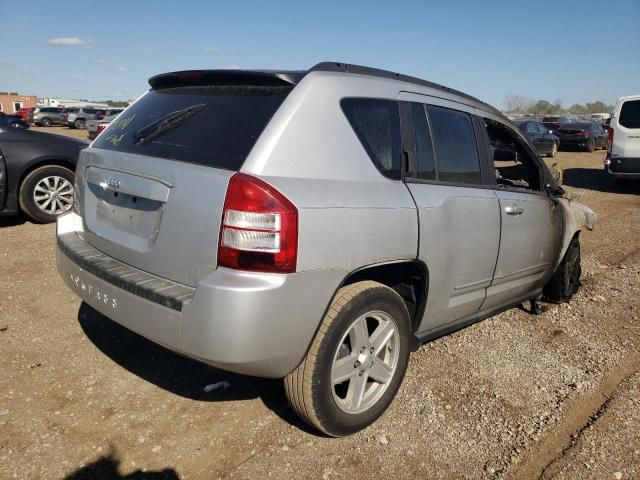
xmin=619 ymin=100 xmax=640 ymax=129
xmin=341 ymin=98 xmax=401 ymax=180
xmin=427 ymin=106 xmax=482 ymax=185
xmin=93 ymin=85 xmax=292 ymax=170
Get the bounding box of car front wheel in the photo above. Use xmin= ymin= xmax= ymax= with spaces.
xmin=547 ymin=142 xmax=558 ymax=158
xmin=19 ymin=165 xmax=75 ymax=223
xmin=544 ymin=236 xmax=581 ymax=302
xmin=284 ymin=281 xmax=411 ymax=436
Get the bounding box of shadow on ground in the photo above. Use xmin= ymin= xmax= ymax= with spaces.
xmin=77 ymin=302 xmax=318 ymax=434
xmin=64 ymin=451 xmax=179 ymax=479
xmin=563 ymin=167 xmax=639 ymax=194
xmin=0 ymin=214 xmax=28 ymax=227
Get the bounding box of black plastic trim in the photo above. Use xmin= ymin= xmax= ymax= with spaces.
xmin=149 ymin=70 xmax=306 ymax=89
xmin=412 ymin=290 xmax=541 ymax=350
xmin=58 ymin=233 xmax=195 ymax=311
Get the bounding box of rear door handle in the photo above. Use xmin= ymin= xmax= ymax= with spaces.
xmin=505 ymin=206 xmax=524 ymax=216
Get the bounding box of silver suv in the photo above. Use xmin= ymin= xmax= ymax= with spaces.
xmin=66 ymin=107 xmax=103 ymax=129
xmin=56 ymin=62 xmax=596 ymax=436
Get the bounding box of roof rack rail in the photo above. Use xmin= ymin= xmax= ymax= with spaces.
xmin=308 ymin=61 xmax=499 ymax=115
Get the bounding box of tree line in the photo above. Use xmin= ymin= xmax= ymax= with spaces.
xmin=503 ymin=94 xmax=614 ymax=115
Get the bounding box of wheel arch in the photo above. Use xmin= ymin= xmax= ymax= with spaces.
xmin=338 ymin=259 xmax=429 ymax=334
xmin=19 ymin=157 xmax=76 ymax=189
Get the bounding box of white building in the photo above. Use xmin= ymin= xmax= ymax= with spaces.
xmin=39 ymin=97 xmax=109 ymax=109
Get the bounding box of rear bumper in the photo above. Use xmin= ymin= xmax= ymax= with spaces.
xmin=56 ymin=212 xmax=344 ymax=378
xmin=558 ymin=138 xmax=590 ymax=149
xmin=606 ymin=157 xmax=640 ymax=178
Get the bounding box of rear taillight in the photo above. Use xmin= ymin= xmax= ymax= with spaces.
xmin=576 ymin=130 xmax=587 ymax=137
xmin=97 ymin=124 xmax=107 ymax=134
xmin=606 ymin=127 xmax=614 ymax=159
xmin=218 ymin=173 xmax=298 ymax=274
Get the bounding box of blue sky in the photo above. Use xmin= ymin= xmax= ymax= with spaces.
xmin=0 ymin=1 xmax=639 ymax=108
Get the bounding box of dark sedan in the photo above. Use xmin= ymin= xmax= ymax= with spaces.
xmin=514 ymin=120 xmax=559 ymax=157
xmin=555 ymin=122 xmax=607 ymax=152
xmin=0 ymin=127 xmax=86 ymax=223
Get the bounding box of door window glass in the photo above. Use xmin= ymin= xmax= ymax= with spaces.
xmin=411 ymin=102 xmax=436 ymax=180
xmin=427 ymin=106 xmax=482 ymax=185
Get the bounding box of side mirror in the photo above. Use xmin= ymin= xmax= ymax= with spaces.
xmin=546 ymin=183 xmax=564 ymax=197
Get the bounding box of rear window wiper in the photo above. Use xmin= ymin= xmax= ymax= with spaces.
xmin=133 ymin=103 xmax=206 ymax=145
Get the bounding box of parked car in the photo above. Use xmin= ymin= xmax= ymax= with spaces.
xmin=590 ymin=113 xmax=610 ymax=122
xmin=0 ymin=112 xmax=29 ymax=129
xmin=65 ymin=107 xmax=103 ymax=129
xmin=541 ymin=115 xmax=575 ymax=131
xmin=513 ymin=120 xmax=559 ymax=157
xmin=95 ymin=108 xmax=124 ymax=121
xmin=86 ymin=114 xmax=119 ymax=140
xmin=0 ymin=127 xmax=85 ymax=222
xmin=56 ymin=62 xmax=596 ymax=436
xmin=16 ymin=107 xmax=37 ymax=124
xmin=33 ymin=107 xmax=66 ymax=127
xmin=605 ymin=95 xmax=640 ymax=180
xmin=555 ymin=122 xmax=607 ymax=152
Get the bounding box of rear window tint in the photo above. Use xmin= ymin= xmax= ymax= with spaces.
xmin=619 ymin=100 xmax=640 ymax=129
xmin=92 ymin=85 xmax=291 ymax=170
xmin=427 ymin=106 xmax=482 ymax=185
xmin=341 ymin=98 xmax=401 ymax=180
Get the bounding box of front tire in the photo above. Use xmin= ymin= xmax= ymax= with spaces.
xmin=544 ymin=236 xmax=581 ymax=302
xmin=40 ymin=117 xmax=52 ymax=127
xmin=586 ymin=139 xmax=595 ymax=152
xmin=284 ymin=281 xmax=411 ymax=437
xmin=74 ymin=119 xmax=86 ymax=129
xmin=547 ymin=142 xmax=558 ymax=158
xmin=19 ymin=165 xmax=75 ymax=223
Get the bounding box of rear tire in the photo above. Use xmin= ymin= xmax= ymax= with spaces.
xmin=586 ymin=139 xmax=595 ymax=152
xmin=74 ymin=119 xmax=86 ymax=129
xmin=40 ymin=117 xmax=52 ymax=127
xmin=19 ymin=165 xmax=75 ymax=223
xmin=547 ymin=142 xmax=558 ymax=158
xmin=543 ymin=236 xmax=581 ymax=302
xmin=284 ymin=281 xmax=411 ymax=437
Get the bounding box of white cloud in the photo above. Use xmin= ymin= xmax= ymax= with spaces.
xmin=0 ymin=59 xmax=14 ymax=65
xmin=71 ymin=76 xmax=86 ymax=81
xmin=139 ymin=48 xmax=152 ymax=55
xmin=48 ymin=37 xmax=93 ymax=47
xmin=114 ymin=66 xmax=126 ymax=74
xmin=97 ymin=59 xmax=107 ymax=65
xmin=205 ymin=46 xmax=220 ymax=54
xmin=21 ymin=69 xmax=43 ymax=75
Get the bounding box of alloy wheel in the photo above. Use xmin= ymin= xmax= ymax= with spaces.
xmin=33 ymin=176 xmax=74 ymax=215
xmin=331 ymin=310 xmax=400 ymax=414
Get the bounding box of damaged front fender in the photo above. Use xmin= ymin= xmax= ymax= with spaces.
xmin=553 ymin=197 xmax=597 ymax=271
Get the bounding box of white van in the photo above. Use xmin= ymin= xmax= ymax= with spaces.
xmin=606 ymin=95 xmax=640 ymax=179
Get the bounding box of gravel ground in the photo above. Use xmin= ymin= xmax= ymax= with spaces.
xmin=0 ymin=139 xmax=639 ymax=479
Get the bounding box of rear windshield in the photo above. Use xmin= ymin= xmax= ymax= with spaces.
xmin=619 ymin=100 xmax=640 ymax=129
xmin=542 ymin=117 xmax=560 ymax=122
xmin=93 ymin=85 xmax=291 ymax=170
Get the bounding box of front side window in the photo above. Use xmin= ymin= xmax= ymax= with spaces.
xmin=485 ymin=119 xmax=541 ymax=191
xmin=427 ymin=106 xmax=482 ymax=185
xmin=619 ymin=100 xmax=640 ymax=129
xmin=341 ymin=98 xmax=401 ymax=180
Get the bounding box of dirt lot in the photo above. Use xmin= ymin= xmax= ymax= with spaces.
xmin=1 ymin=134 xmax=639 ymax=479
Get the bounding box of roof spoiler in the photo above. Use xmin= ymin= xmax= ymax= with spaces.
xmin=148 ymin=70 xmax=305 ymax=89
